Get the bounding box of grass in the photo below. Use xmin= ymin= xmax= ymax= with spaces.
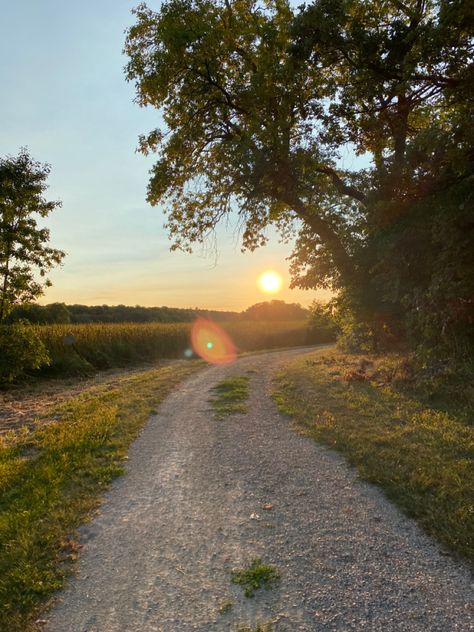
xmin=209 ymin=376 xmax=250 ymax=417
xmin=274 ymin=349 xmax=474 ymax=565
xmin=231 ymin=558 xmax=280 ymax=597
xmin=218 ymin=600 xmax=234 ymax=614
xmin=0 ymin=360 xmax=203 ymax=632
xmin=30 ymin=320 xmax=312 ymax=377
xmin=237 ymin=623 xmax=274 ymax=632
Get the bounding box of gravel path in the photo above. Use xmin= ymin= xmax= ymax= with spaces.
xmin=46 ymin=347 xmax=473 ymax=632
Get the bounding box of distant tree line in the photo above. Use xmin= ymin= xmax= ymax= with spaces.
xmin=6 ymin=299 xmax=311 ymax=324
xmin=242 ymin=300 xmax=308 ymax=321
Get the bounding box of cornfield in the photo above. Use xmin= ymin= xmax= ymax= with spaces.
xmin=33 ymin=320 xmax=312 ymax=375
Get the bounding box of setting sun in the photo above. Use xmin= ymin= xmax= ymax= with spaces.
xmin=257 ymin=270 xmax=283 ymax=294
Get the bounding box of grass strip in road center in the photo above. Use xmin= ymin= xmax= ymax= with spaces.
xmin=209 ymin=375 xmax=250 ymax=417
xmin=273 ymin=350 xmax=474 ymax=566
xmin=0 ymin=360 xmax=203 ymax=632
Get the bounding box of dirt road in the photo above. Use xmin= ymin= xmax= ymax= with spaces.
xmin=46 ymin=347 xmax=473 ymax=631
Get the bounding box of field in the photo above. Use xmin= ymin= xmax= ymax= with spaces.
xmin=33 ymin=320 xmax=312 ymax=376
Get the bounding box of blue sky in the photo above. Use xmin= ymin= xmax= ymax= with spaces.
xmin=1 ymin=0 xmax=331 ymax=310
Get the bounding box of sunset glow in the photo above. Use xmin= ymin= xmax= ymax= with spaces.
xmin=258 ymin=270 xmax=283 ymax=294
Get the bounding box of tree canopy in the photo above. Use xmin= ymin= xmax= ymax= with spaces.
xmin=125 ymin=0 xmax=473 ymax=356
xmin=0 ymin=150 xmax=65 ymax=321
xmin=242 ymin=300 xmax=308 ymax=320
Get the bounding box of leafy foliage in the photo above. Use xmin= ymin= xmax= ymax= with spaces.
xmin=307 ymin=300 xmax=338 ymax=343
xmin=5 ymin=320 xmax=309 ymax=379
xmin=242 ymin=300 xmax=308 ymax=321
xmin=0 ymin=322 xmax=50 ymax=382
xmin=125 ymin=0 xmax=474 ymax=362
xmin=7 ymin=302 xmax=71 ymax=324
xmin=0 ymin=149 xmax=65 ymax=321
xmin=8 ymin=300 xmax=310 ymax=324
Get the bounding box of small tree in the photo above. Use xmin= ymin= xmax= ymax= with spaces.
xmin=0 ymin=149 xmax=65 ymax=321
xmin=0 ymin=322 xmax=50 ymax=382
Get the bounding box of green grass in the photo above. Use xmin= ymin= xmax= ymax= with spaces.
xmin=231 ymin=558 xmax=280 ymax=597
xmin=0 ymin=360 xmax=203 ymax=632
xmin=209 ymin=376 xmax=250 ymax=417
xmin=274 ymin=349 xmax=474 ymax=565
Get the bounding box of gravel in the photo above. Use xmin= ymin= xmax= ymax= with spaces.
xmin=46 ymin=347 xmax=474 ymax=631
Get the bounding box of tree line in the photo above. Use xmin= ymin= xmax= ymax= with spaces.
xmin=6 ymin=299 xmax=310 ymax=324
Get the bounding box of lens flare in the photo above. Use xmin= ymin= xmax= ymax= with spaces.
xmin=191 ymin=318 xmax=237 ymax=365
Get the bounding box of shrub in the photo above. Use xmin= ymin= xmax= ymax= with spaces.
xmin=0 ymin=322 xmax=50 ymax=382
xmin=307 ymin=301 xmax=338 ymax=344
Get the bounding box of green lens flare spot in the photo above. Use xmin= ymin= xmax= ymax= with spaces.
xmin=207 ymin=341 xmax=214 ymax=349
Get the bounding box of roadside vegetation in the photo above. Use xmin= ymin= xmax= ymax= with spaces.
xmin=231 ymin=559 xmax=281 ymax=597
xmin=274 ymin=349 xmax=474 ymax=566
xmin=237 ymin=623 xmax=274 ymax=632
xmin=209 ymin=376 xmax=250 ymax=417
xmin=0 ymin=319 xmax=315 ymax=383
xmin=0 ymin=360 xmax=202 ymax=632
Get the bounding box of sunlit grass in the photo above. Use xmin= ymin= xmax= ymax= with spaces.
xmin=0 ymin=360 xmax=202 ymax=632
xmin=274 ymin=349 xmax=474 ymax=565
xmin=209 ymin=376 xmax=250 ymax=417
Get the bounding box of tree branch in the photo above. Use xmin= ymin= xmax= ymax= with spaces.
xmin=315 ymin=167 xmax=368 ymax=205
xmin=281 ymin=191 xmax=355 ymax=282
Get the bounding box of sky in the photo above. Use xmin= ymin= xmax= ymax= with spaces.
xmin=1 ymin=0 xmax=332 ymax=311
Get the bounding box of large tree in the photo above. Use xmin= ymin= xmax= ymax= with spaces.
xmin=0 ymin=149 xmax=65 ymax=321
xmin=125 ymin=0 xmax=473 ymax=353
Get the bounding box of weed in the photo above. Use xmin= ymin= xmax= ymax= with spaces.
xmin=236 ymin=622 xmax=274 ymax=631
xmin=209 ymin=376 xmax=249 ymax=417
xmin=231 ymin=558 xmax=280 ymax=597
xmin=218 ymin=600 xmax=234 ymax=614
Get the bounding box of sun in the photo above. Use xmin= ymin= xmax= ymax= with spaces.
xmin=257 ymin=270 xmax=283 ymax=294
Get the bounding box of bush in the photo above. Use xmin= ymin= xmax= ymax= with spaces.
xmin=0 ymin=322 xmax=50 ymax=382
xmin=307 ymin=301 xmax=338 ymax=344
xmin=336 ymin=319 xmax=376 ymax=353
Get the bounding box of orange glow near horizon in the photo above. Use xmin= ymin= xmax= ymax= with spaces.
xmin=191 ymin=318 xmax=237 ymax=365
xmin=257 ymin=270 xmax=283 ymax=294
